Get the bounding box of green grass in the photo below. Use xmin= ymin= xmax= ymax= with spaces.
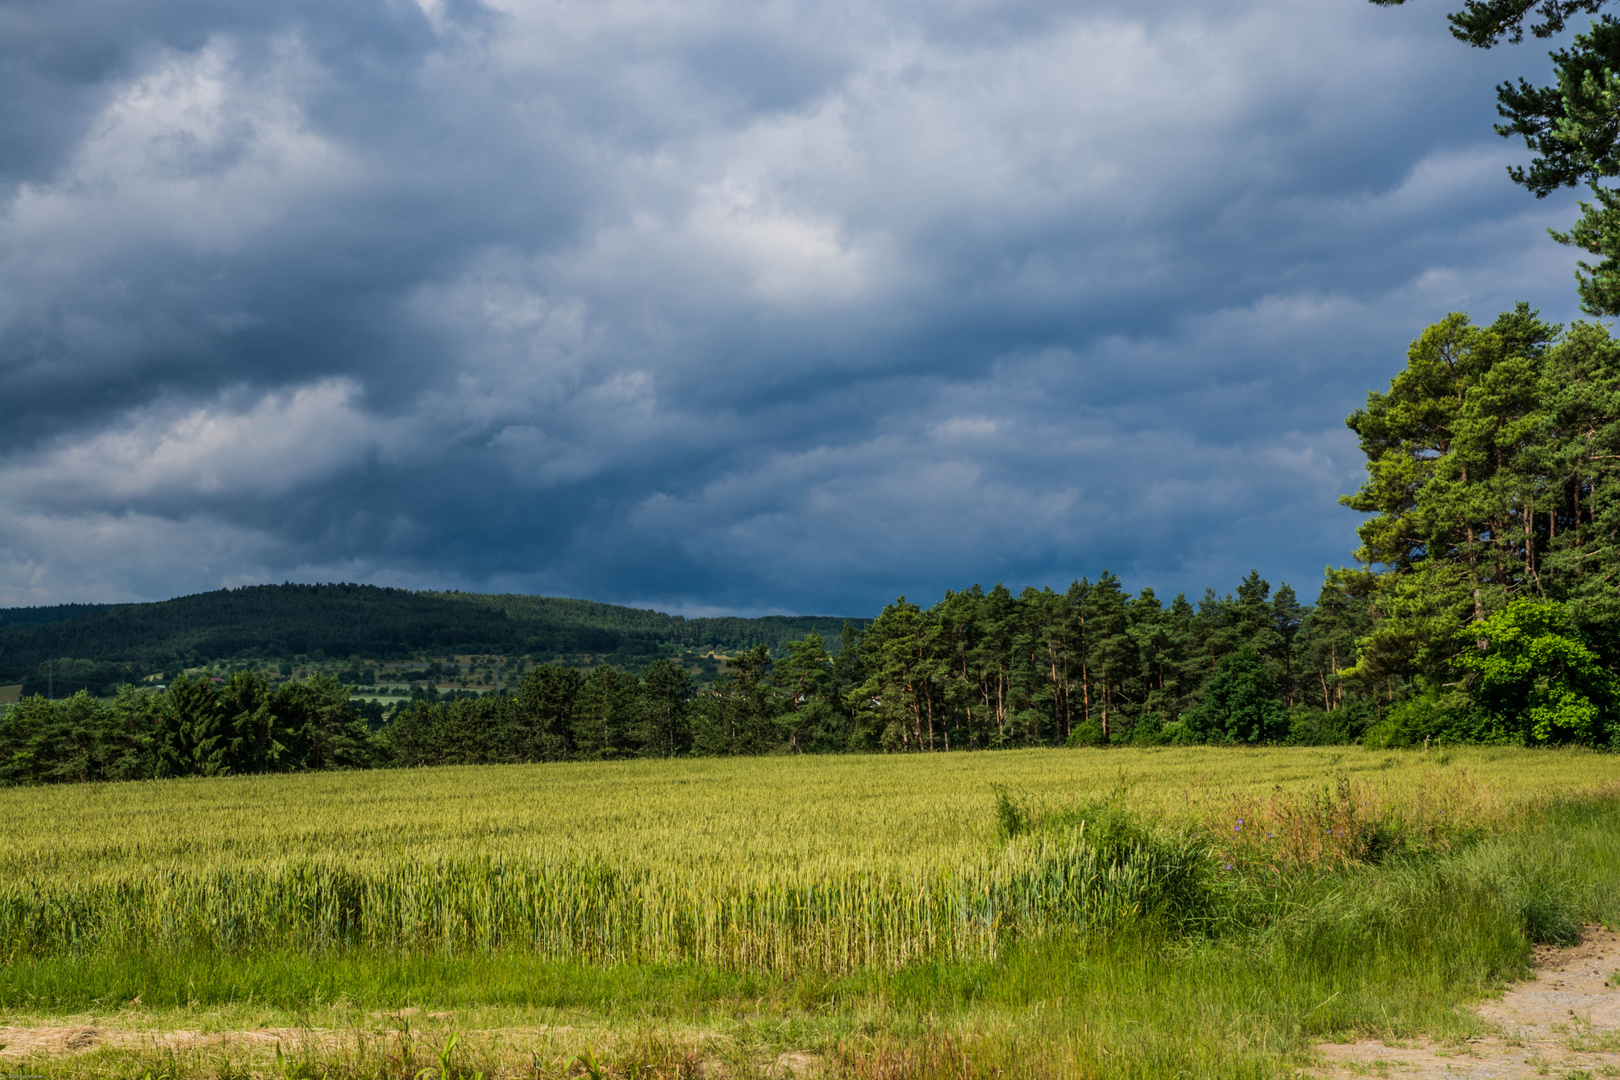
xmin=0 ymin=748 xmax=1616 ymax=1078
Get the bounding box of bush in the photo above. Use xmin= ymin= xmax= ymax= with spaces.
xmin=1285 ymin=702 xmax=1373 ymax=745
xmin=1456 ymin=599 xmax=1619 ymax=746
xmin=1128 ymin=712 xmax=1173 ymax=746
xmin=1160 ymin=720 xmax=1194 ymax=744
xmin=993 ymin=785 xmax=1033 ymax=838
xmin=1003 ymin=793 xmax=1221 ymax=933
xmin=1066 ymin=718 xmax=1107 ymax=747
xmin=1186 ymin=646 xmax=1288 ymax=743
xmin=1362 ymin=691 xmax=1496 ymax=749
xmin=1450 ymin=832 xmax=1586 ymax=946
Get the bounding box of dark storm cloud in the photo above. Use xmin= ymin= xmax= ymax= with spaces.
xmin=0 ymin=0 xmax=1589 ymax=612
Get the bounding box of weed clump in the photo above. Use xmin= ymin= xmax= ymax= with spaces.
xmin=991 ymin=785 xmax=1031 ymax=840
xmin=992 ymin=789 xmax=1222 ymax=935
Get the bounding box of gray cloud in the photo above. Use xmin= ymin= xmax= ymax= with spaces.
xmin=0 ymin=0 xmax=1590 ymax=612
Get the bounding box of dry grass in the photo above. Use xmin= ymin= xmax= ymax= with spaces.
xmin=1211 ymin=765 xmax=1611 ymax=870
xmin=0 ymin=1023 xmax=782 ymax=1080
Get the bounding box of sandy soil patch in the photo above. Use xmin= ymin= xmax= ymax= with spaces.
xmin=1309 ymin=925 xmax=1620 ymax=1078
xmin=0 ymin=1019 xmax=802 ymax=1077
xmin=0 ymin=1025 xmax=325 ymax=1058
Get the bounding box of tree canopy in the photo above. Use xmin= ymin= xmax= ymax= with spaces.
xmin=1376 ymin=0 xmax=1620 ymax=311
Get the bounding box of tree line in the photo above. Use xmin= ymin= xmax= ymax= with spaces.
xmin=0 ymin=673 xmax=372 ymax=785
xmin=0 ymin=563 xmax=1387 ymax=785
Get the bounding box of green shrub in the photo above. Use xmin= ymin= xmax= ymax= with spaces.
xmin=1186 ymin=647 xmax=1288 ymax=743
xmin=1015 ymin=796 xmax=1222 ymax=934
xmin=1129 ymin=713 xmax=1173 ymax=746
xmin=1066 ymin=719 xmax=1106 ymax=747
xmin=1362 ymin=691 xmax=1496 ymax=749
xmin=1456 ymin=599 xmax=1619 ymax=746
xmin=993 ymin=785 xmax=1033 ymax=839
xmin=1284 ymin=705 xmax=1368 ymax=745
xmin=1161 ymin=719 xmax=1193 ymax=744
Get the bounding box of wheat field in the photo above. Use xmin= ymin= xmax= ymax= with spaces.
xmin=0 ymin=746 xmax=1610 ymax=973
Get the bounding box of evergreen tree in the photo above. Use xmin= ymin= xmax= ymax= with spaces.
xmin=850 ymin=600 xmax=943 ymax=751
xmin=160 ymin=673 xmax=223 ymax=777
xmin=1269 ymin=584 xmax=1304 ymax=707
xmin=1342 ymin=307 xmax=1561 ymax=684
xmin=276 ymin=675 xmax=374 ymax=769
xmin=974 ymin=585 xmax=1017 ymax=745
xmin=1127 ymin=587 xmax=1177 ymax=741
xmin=1083 ymin=573 xmax=1132 ymax=742
xmin=638 ymin=658 xmax=694 ymax=757
xmin=573 ymin=666 xmax=633 ymax=759
xmin=1296 ymin=570 xmax=1378 ymax=713
xmin=935 ymin=588 xmax=986 ymax=749
xmin=773 ymin=634 xmax=844 ymax=752
xmin=206 ymin=671 xmax=294 ymax=775
xmin=1541 ymin=321 xmax=1620 ymax=654
xmin=510 ymin=664 xmax=582 ymax=761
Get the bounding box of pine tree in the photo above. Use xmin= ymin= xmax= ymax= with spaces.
xmin=1083 ymin=573 xmax=1132 ymax=742
xmin=773 ymin=634 xmax=840 ymax=753
xmin=572 ymin=666 xmax=633 ymax=759
xmin=511 ymin=664 xmax=583 ymax=761
xmin=1342 ymin=307 xmax=1560 ymax=684
xmin=637 ymin=659 xmax=694 ymax=757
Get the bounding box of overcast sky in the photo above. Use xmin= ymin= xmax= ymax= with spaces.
xmin=0 ymin=0 xmax=1591 ymax=615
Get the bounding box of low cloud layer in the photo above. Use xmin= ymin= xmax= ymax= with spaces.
xmin=0 ymin=0 xmax=1587 ymax=613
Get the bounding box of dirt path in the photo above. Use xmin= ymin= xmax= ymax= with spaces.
xmin=1310 ymin=926 xmax=1620 ymax=1078
xmin=0 ymin=1019 xmax=811 ymax=1077
xmin=0 ymin=1024 xmax=333 ymax=1058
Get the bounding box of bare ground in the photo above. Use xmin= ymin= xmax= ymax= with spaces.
xmin=0 ymin=1023 xmax=339 ymax=1059
xmin=1309 ymin=925 xmax=1620 ymax=1079
xmin=0 ymin=1013 xmax=810 ymax=1077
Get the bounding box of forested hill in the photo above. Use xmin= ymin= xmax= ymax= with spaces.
xmin=0 ymin=603 xmax=113 ymax=631
xmin=0 ymin=584 xmax=859 ymax=692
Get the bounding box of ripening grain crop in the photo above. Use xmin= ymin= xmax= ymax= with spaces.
xmin=0 ymin=746 xmax=1608 ymax=972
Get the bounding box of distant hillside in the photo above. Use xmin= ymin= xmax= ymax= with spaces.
xmin=0 ymin=584 xmax=861 ymax=696
xmin=0 ymin=603 xmax=114 ymax=631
